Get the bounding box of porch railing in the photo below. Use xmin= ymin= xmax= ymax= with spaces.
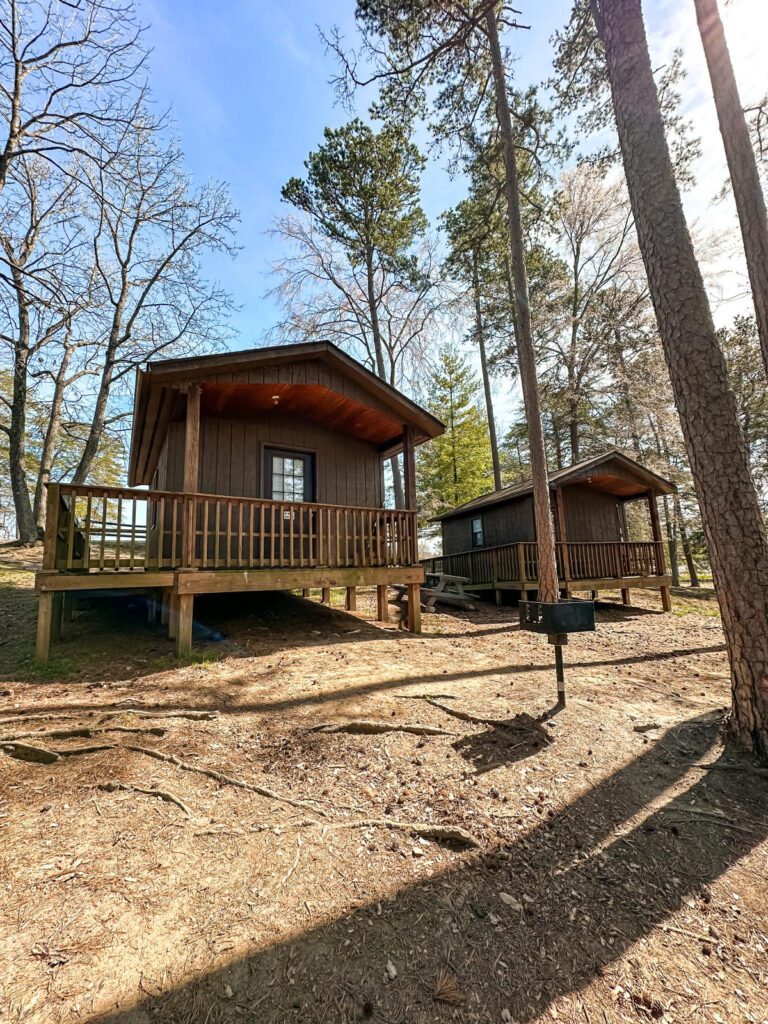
xmin=42 ymin=483 xmax=418 ymax=574
xmin=421 ymin=539 xmax=664 ymax=586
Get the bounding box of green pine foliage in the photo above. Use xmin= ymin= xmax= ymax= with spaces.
xmin=417 ymin=345 xmax=494 ymax=525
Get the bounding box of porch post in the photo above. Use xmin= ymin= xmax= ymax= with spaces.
xmin=183 ymin=383 xmax=201 ymax=493
xmin=345 ymin=586 xmax=357 ymax=611
xmin=181 ymin=384 xmax=201 ymax=571
xmin=647 ymin=490 xmax=672 ymax=611
xmin=402 ymin=424 xmax=417 ymax=564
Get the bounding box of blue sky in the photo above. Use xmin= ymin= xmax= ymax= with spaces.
xmin=138 ymin=0 xmax=766 ymax=429
xmin=138 ymin=0 xmax=573 ymax=344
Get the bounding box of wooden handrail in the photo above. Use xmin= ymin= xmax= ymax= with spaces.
xmin=46 ymin=481 xmax=418 ymax=573
xmin=422 ymin=539 xmax=665 ymax=585
xmin=55 ymin=481 xmax=416 ymax=517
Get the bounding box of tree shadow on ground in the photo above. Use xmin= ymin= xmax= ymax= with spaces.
xmin=453 ymin=709 xmax=559 ymax=774
xmin=88 ymin=711 xmax=768 ymax=1023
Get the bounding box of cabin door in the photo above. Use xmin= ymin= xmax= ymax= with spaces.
xmin=264 ymin=448 xmax=317 ymax=565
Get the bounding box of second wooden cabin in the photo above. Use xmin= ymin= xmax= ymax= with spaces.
xmin=423 ymin=450 xmax=676 ymax=609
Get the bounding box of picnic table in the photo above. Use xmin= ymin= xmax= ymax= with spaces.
xmin=421 ymin=572 xmax=477 ymax=611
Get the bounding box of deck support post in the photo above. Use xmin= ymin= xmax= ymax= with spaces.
xmin=161 ymin=590 xmax=170 ymax=626
xmin=406 ymin=582 xmax=421 ymax=633
xmin=321 ymin=586 xmax=331 ymax=605
xmin=176 ymin=594 xmax=194 ymax=657
xmin=302 ymin=588 xmax=310 ymax=598
xmin=495 ymin=588 xmax=503 ymax=606
xmin=621 ymin=587 xmax=631 ymax=606
xmin=35 ymin=591 xmax=54 ymax=664
xmin=660 ymin=585 xmax=672 ymax=612
xmin=168 ymin=592 xmax=179 ymax=639
xmin=345 ymin=586 xmax=356 ymax=611
xmin=377 ymin=584 xmax=389 ymax=622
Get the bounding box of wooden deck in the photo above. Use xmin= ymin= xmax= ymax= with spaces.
xmin=35 ymin=483 xmax=423 ymax=660
xmin=422 ymin=539 xmax=672 ymax=609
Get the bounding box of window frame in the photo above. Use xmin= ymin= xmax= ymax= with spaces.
xmin=263 ymin=446 xmax=316 ymax=503
xmin=471 ymin=515 xmax=484 ymax=548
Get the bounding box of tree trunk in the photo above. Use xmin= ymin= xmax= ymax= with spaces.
xmin=568 ymin=395 xmax=580 ymax=463
xmin=33 ymin=343 xmax=72 ymax=527
xmin=594 ymin=0 xmax=768 ymax=757
xmin=365 ymin=251 xmax=404 ymax=507
xmin=472 ymin=251 xmax=502 ymax=489
xmin=694 ymin=0 xmax=768 ymax=376
xmin=7 ymin=266 xmax=37 ymax=544
xmin=486 ymin=7 xmax=559 ymax=603
xmin=615 ymin=330 xmax=643 ymax=458
xmin=72 ymin=353 xmax=113 ymax=484
xmin=674 ymin=492 xmax=700 ymax=587
xmin=662 ymin=494 xmax=680 ymax=587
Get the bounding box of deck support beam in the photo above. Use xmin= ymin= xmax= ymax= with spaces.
xmin=321 ymin=586 xmax=331 ymax=605
xmin=345 ymin=586 xmax=356 ymax=611
xmin=377 ymin=584 xmax=389 ymax=622
xmin=621 ymin=587 xmax=631 ymax=606
xmin=407 ymin=581 xmax=421 ymax=633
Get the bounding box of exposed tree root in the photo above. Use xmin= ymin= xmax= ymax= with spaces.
xmin=418 ymin=698 xmax=512 ymax=728
xmin=0 ymin=708 xmax=217 ymax=729
xmin=1 ymin=725 xmax=165 ymax=743
xmin=326 ymin=818 xmax=479 ymax=848
xmin=307 ymin=720 xmax=454 ymax=737
xmin=689 ymin=761 xmax=768 ymax=777
xmin=96 ymin=780 xmax=192 ymax=816
xmin=5 ymin=740 xmax=326 ymax=817
xmin=1 ymin=741 xmax=60 ymax=763
xmin=121 ymin=745 xmax=327 ymax=817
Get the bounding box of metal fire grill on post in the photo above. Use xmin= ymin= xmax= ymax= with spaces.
xmin=519 ymin=599 xmax=596 ymax=706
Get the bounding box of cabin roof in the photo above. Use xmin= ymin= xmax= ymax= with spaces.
xmin=433 ymin=449 xmax=677 ymax=522
xmin=128 ymin=341 xmax=444 ymax=487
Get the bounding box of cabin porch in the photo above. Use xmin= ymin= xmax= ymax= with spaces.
xmin=421 ymin=537 xmax=672 ymax=609
xmin=34 ymin=482 xmax=423 ymax=662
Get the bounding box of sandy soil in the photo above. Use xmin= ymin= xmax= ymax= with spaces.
xmin=0 ymin=549 xmax=766 ymax=1024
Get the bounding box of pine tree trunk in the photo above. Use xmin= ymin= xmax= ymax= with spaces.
xmin=364 ymin=251 xmax=404 ymax=507
xmin=33 ymin=344 xmax=71 ymax=527
xmin=694 ymin=0 xmax=768 ymax=376
xmin=472 ymin=251 xmax=502 ymax=489
xmin=594 ymin=0 xmax=768 ymax=757
xmin=674 ymin=493 xmax=700 ymax=587
xmin=662 ymin=494 xmax=680 ymax=587
xmin=486 ymin=7 xmax=559 ymax=603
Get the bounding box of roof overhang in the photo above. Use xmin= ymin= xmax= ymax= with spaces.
xmin=433 ymin=450 xmax=677 ymax=522
xmin=128 ymin=341 xmax=444 ymax=486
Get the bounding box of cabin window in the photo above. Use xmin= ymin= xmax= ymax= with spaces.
xmin=265 ymin=448 xmax=315 ymax=502
xmin=471 ymin=516 xmax=484 ymax=548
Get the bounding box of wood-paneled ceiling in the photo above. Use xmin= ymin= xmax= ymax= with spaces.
xmin=128 ymin=341 xmax=444 ymax=486
xmin=200 ymin=381 xmax=404 ymax=445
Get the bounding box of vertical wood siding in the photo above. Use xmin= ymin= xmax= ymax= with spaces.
xmin=157 ymin=410 xmax=384 ymax=509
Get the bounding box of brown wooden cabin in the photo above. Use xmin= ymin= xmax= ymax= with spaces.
xmin=35 ymin=342 xmax=444 ymax=660
xmin=423 ymin=450 xmax=676 ymax=610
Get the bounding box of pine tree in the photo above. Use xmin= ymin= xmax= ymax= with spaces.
xmin=417 ymin=345 xmax=494 ymax=525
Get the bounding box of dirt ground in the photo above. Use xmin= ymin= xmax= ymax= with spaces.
xmin=1 ymin=548 xmax=767 ymax=1024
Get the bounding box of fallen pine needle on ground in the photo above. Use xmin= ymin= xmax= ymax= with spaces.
xmin=0 ymin=552 xmax=766 ymax=1024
